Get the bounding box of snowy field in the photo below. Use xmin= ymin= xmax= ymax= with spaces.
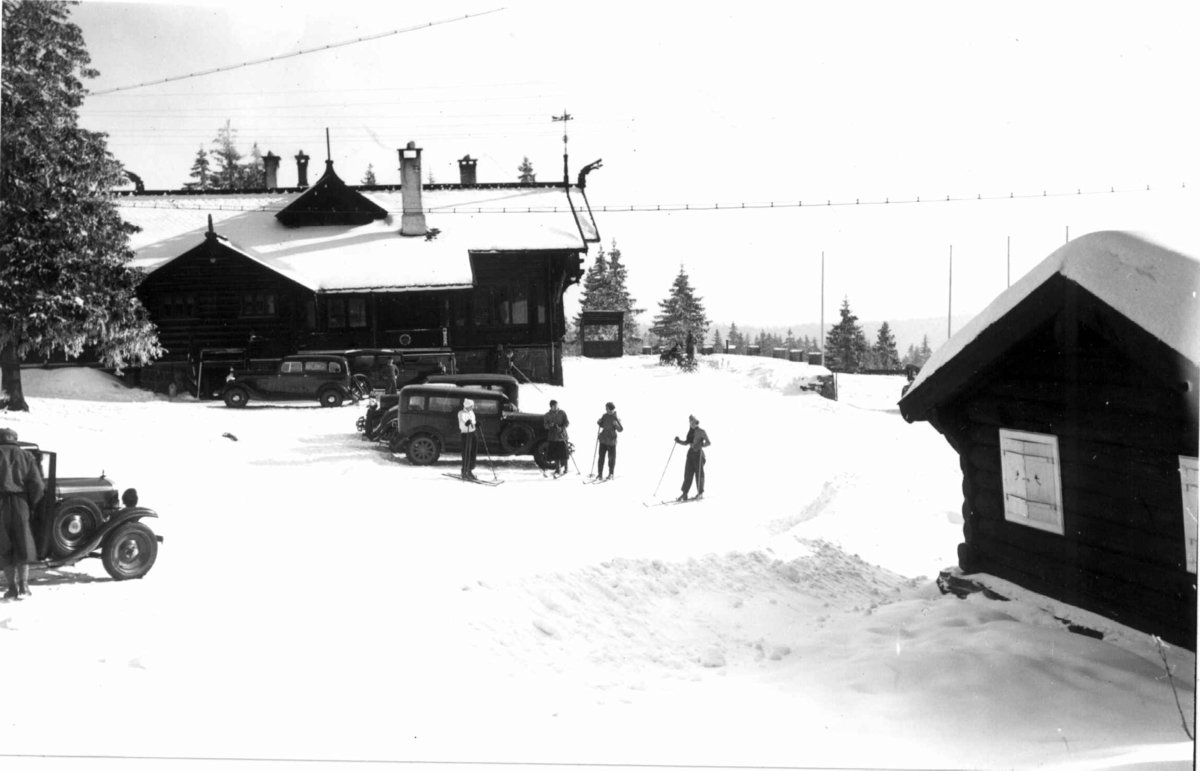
xmin=1 ymin=355 xmax=1194 ymax=771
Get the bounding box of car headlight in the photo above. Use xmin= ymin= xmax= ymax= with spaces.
xmin=122 ymin=488 xmax=139 ymax=508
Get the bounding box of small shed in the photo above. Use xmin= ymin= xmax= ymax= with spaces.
xmin=579 ymin=310 xmax=625 ymax=358
xmin=900 ymin=232 xmax=1199 ymax=648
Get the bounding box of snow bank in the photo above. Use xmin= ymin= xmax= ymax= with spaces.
xmin=4 ymin=367 xmax=169 ymax=403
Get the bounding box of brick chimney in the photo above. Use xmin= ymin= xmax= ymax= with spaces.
xmin=457 ymin=155 xmax=478 ymax=185
xmin=295 ymin=150 xmax=310 ymax=188
xmin=264 ymin=152 xmax=280 ymax=189
xmin=398 ymin=141 xmax=426 ymax=236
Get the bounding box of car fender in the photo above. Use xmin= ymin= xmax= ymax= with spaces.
xmin=40 ymin=508 xmax=161 ymax=569
xmin=397 ymin=424 xmax=445 ymax=450
xmin=220 ymin=381 xmax=265 ymax=400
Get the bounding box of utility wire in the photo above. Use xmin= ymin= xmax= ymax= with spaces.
xmin=113 ymin=183 xmax=1186 ymax=213
xmin=88 ymin=9 xmax=505 ymax=97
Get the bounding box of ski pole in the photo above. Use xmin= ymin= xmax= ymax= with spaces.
xmin=476 ymin=426 xmax=499 ymax=481
xmin=652 ymin=441 xmax=677 ymax=498
xmin=509 ymin=363 xmax=545 ymax=394
xmin=587 ymin=430 xmax=600 ymax=477
xmin=568 ymin=440 xmax=583 ymax=476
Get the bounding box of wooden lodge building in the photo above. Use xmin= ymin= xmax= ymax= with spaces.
xmin=900 ymin=232 xmax=1199 ymax=649
xmin=118 ymin=143 xmax=600 ymax=394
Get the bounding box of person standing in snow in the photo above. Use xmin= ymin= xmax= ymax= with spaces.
xmin=543 ymin=399 xmax=570 ymax=477
xmin=674 ymin=414 xmax=710 ymax=501
xmin=0 ymin=428 xmax=44 ymax=600
xmin=595 ymin=402 xmax=623 ymax=480
xmin=458 ymin=399 xmax=478 ymax=480
xmin=686 ymin=330 xmax=695 ymax=363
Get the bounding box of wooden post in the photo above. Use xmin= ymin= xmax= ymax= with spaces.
xmin=948 ymin=245 xmax=953 ymax=341
xmin=820 ymin=251 xmax=825 ymax=365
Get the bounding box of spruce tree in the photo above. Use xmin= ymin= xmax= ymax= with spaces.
xmin=239 ymin=141 xmax=264 ymax=189
xmin=184 ymin=144 xmax=211 ymax=190
xmin=873 ymin=321 xmax=900 ymax=369
xmin=211 ymin=119 xmax=244 ymax=190
xmin=573 ymin=244 xmax=611 ymax=332
xmin=727 ymin=322 xmax=744 ymax=354
xmin=649 ymin=264 xmax=709 ymax=347
xmin=1 ymin=0 xmax=162 ymax=411
xmin=517 ymin=156 xmax=536 ymax=184
xmin=605 ymin=241 xmax=645 ymax=350
xmin=361 ymin=164 xmax=377 ymax=185
xmin=712 ymin=327 xmax=723 ymax=352
xmin=823 ymin=297 xmax=870 ymax=371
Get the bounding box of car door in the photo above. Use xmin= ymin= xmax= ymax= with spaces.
xmin=425 ymin=393 xmax=462 ymax=452
xmin=262 ymin=359 xmax=301 ymax=398
xmin=473 ymin=396 xmax=505 ymax=450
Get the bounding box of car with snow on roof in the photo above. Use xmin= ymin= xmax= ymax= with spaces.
xmin=220 ymin=354 xmax=360 ymax=408
xmin=387 ymin=384 xmax=558 ymax=470
xmin=16 ymin=440 xmax=162 ymax=581
xmin=358 ymin=373 xmax=521 ymax=444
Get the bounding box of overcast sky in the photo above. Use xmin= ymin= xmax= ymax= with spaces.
xmin=72 ymin=0 xmax=1198 ymax=332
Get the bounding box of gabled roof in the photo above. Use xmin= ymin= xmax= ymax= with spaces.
xmin=900 ymin=231 xmax=1200 ymax=422
xmin=120 ymin=184 xmax=598 ymax=294
xmin=275 ymin=161 xmax=387 ymax=227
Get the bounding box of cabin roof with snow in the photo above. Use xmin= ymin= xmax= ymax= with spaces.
xmin=900 ymin=231 xmax=1200 ymax=423
xmin=119 ymin=183 xmax=600 ymax=294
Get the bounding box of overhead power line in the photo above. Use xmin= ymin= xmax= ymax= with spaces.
xmin=113 ymin=182 xmax=1186 ymax=213
xmin=88 ymin=9 xmax=505 ymax=97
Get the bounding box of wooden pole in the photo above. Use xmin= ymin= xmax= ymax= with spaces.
xmin=1066 ymin=225 xmax=1069 ymax=244
xmin=820 ymin=251 xmax=825 ymax=365
xmin=948 ymin=245 xmax=953 ymax=340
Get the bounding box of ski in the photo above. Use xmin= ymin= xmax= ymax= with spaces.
xmin=442 ymin=472 xmax=504 ymax=486
xmin=584 ymin=476 xmax=615 ymax=485
xmin=643 ymin=495 xmax=708 ymax=507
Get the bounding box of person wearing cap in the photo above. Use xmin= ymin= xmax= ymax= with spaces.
xmin=385 ymin=358 xmax=400 ymax=395
xmin=543 ymin=399 xmax=570 ymax=477
xmin=673 ymin=415 xmax=711 ymax=501
xmin=0 ymin=428 xmax=45 ymax=600
xmin=595 ymin=402 xmax=623 ymax=480
xmin=458 ymin=398 xmax=478 ymax=480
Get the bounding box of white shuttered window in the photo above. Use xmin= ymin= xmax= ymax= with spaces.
xmin=999 ymin=429 xmax=1065 ymax=535
xmin=1180 ymin=456 xmax=1198 ymax=574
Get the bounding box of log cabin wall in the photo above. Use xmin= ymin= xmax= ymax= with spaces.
xmin=138 ymin=238 xmax=312 ymax=362
xmin=935 ymin=317 xmax=1198 ymax=649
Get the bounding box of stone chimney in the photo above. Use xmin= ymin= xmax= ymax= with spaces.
xmin=295 ymin=150 xmax=310 ymax=188
xmin=457 ymin=155 xmax=478 ymax=185
xmin=264 ymin=152 xmax=280 ymax=189
xmin=398 ymin=141 xmax=426 ymax=236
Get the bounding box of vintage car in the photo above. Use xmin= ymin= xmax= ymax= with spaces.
xmin=388 ymin=385 xmax=559 ymax=470
xmin=220 ymin=354 xmax=360 ymax=408
xmin=306 ymin=348 xmax=457 ymax=394
xmin=16 ymin=441 xmax=161 ymax=580
xmin=357 ymin=374 xmax=521 ymax=444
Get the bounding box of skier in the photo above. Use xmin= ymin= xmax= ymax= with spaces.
xmin=673 ymin=414 xmax=710 ymax=501
xmin=686 ymin=330 xmax=695 ymax=362
xmin=543 ymin=399 xmax=570 ymax=477
xmin=0 ymin=428 xmax=45 ymax=600
xmin=595 ymin=402 xmax=623 ymax=480
xmin=458 ymin=399 xmax=478 ymax=480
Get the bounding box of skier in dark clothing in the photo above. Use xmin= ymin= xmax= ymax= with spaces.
xmin=543 ymin=399 xmax=570 ymax=477
xmin=674 ymin=415 xmax=710 ymax=501
xmin=595 ymin=402 xmax=623 ymax=480
xmin=385 ymin=358 xmax=400 ymax=394
xmin=686 ymin=331 xmax=695 ymax=362
xmin=0 ymin=428 xmax=45 ymax=600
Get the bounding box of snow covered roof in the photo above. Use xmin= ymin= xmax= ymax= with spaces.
xmin=120 ymin=185 xmax=597 ymax=293
xmin=901 ymin=231 xmax=1200 ymax=420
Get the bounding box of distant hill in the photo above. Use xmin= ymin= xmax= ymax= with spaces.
xmin=712 ymin=315 xmax=975 ymax=356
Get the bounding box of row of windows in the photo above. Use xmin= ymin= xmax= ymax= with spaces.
xmin=280 ymin=360 xmax=344 ymax=375
xmin=160 ymin=291 xmax=547 ymax=329
xmin=405 ymin=394 xmax=500 ymax=415
xmin=999 ymin=428 xmax=1199 ymax=574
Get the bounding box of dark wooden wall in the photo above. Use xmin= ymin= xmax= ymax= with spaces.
xmin=139 ymin=238 xmax=310 ymax=360
xmin=936 ymin=318 xmax=1198 ymax=649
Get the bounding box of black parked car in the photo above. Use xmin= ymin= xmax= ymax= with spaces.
xmin=357 ymin=374 xmax=521 ymax=444
xmin=388 ymin=385 xmax=558 ymax=470
xmin=307 ymin=348 xmax=457 ymax=394
xmin=220 ymin=354 xmax=360 ymax=408
xmin=18 ymin=441 xmax=162 ymax=580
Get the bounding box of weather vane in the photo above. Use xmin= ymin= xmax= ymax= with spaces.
xmin=552 ymin=110 xmax=573 ymax=185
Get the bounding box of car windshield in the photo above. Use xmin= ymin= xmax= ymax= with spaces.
xmin=474 ymin=400 xmax=501 ymax=415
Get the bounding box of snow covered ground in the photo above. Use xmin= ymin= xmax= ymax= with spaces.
xmin=1 ymin=356 xmax=1194 ymax=770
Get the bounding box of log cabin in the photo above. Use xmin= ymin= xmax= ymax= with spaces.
xmin=900 ymin=231 xmax=1199 ymax=649
xmin=118 ymin=144 xmax=599 ymax=395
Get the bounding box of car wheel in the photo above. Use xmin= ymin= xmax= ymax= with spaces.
xmin=319 ymin=389 xmax=344 ymax=408
xmin=223 ymin=387 xmax=249 ymax=408
xmin=101 ymin=521 xmax=158 ymax=580
xmin=499 ymin=423 xmax=535 ymax=454
xmin=49 ymin=499 xmax=101 ymax=558
xmin=532 ymin=439 xmax=554 ymax=470
xmin=406 ymin=433 xmax=440 ymax=465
